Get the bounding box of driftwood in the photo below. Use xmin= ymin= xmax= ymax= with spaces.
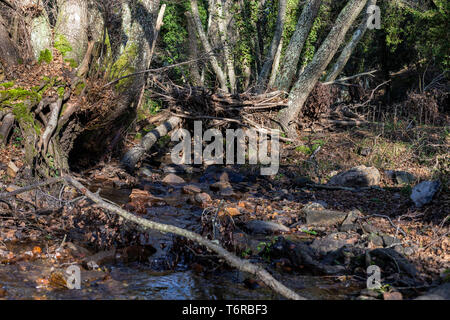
xmin=121 ymin=116 xmax=182 ymax=170
xmin=63 ymin=175 xmax=305 ymax=300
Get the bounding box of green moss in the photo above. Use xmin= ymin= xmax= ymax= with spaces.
xmin=74 ymin=81 xmax=86 ymax=95
xmin=38 ymin=49 xmax=53 ymax=64
xmin=57 ymin=87 xmax=65 ymax=98
xmin=54 ymin=34 xmax=73 ymax=57
xmin=0 ymin=81 xmax=14 ymax=89
xmin=64 ymin=58 xmax=78 ymax=68
xmin=110 ymin=43 xmax=138 ymax=90
xmin=0 ymin=88 xmax=40 ymax=104
xmin=12 ymin=103 xmax=41 ymax=135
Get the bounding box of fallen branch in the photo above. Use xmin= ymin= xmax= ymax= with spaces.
xmin=121 ymin=116 xmax=182 ymax=170
xmin=322 ymin=70 xmax=378 ymax=85
xmin=0 ymin=177 xmax=63 ymax=200
xmin=63 ymin=174 xmax=304 ymax=300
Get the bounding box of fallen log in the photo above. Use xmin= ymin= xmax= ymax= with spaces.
xmin=63 ymin=174 xmax=305 ymax=300
xmin=121 ymin=116 xmax=182 ymax=171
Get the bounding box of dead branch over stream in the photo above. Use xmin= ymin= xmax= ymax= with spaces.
xmin=63 ymin=175 xmax=305 ymax=300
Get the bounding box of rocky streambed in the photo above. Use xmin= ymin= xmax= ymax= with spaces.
xmin=0 ymin=159 xmax=448 ymax=300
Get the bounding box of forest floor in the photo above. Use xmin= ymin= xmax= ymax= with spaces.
xmin=0 ymin=120 xmax=448 ymax=300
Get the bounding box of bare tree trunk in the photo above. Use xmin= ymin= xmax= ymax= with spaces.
xmin=0 ymin=15 xmax=20 ymax=70
xmin=190 ymin=0 xmax=228 ymax=92
xmin=257 ymin=0 xmax=287 ymax=90
xmin=268 ymin=37 xmax=283 ymax=88
xmin=54 ymin=0 xmax=89 ymax=66
xmin=185 ymin=12 xmax=203 ymax=86
xmin=274 ymin=0 xmax=322 ymax=91
xmin=217 ymin=0 xmax=236 ymax=93
xmin=325 ymin=0 xmax=377 ymax=82
xmin=278 ymin=0 xmax=368 ymax=138
xmin=20 ymin=0 xmax=52 ymax=61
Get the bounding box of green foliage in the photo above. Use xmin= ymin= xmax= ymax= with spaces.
xmin=54 ymin=34 xmax=72 ymax=57
xmin=38 ymin=49 xmax=53 ymax=64
xmin=0 ymin=81 xmax=14 ymax=89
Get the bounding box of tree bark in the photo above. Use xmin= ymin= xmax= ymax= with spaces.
xmin=122 ymin=116 xmax=181 ymax=171
xmin=274 ymin=0 xmax=322 ymax=91
xmin=190 ymin=0 xmax=229 ymax=92
xmin=257 ymin=0 xmax=287 ymax=90
xmin=325 ymin=0 xmax=377 ymax=82
xmin=54 ymin=0 xmax=89 ymax=66
xmin=0 ymin=15 xmax=20 ymax=70
xmin=19 ymin=0 xmax=53 ymax=61
xmin=217 ymin=0 xmax=236 ymax=93
xmin=278 ymin=0 xmax=368 ymax=138
xmin=185 ymin=11 xmax=203 ymax=87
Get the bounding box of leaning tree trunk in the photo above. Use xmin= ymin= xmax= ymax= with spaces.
xmin=274 ymin=0 xmax=322 ymax=91
xmin=325 ymin=0 xmax=377 ymax=82
xmin=256 ymin=0 xmax=287 ymax=91
xmin=278 ymin=0 xmax=368 ymax=138
xmin=190 ymin=0 xmax=229 ymax=93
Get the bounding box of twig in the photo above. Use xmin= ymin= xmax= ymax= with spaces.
xmin=63 ymin=174 xmax=305 ymax=300
xmin=322 ymin=70 xmax=378 ymax=85
xmin=0 ymin=177 xmax=63 ymax=200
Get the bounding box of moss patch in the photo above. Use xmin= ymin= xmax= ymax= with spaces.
xmin=0 ymin=81 xmax=15 ymax=89
xmin=54 ymin=34 xmax=73 ymax=57
xmin=38 ymin=49 xmax=53 ymax=64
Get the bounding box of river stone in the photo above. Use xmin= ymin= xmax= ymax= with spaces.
xmin=410 ymin=180 xmax=440 ymax=207
xmin=386 ymin=170 xmax=416 ymax=185
xmin=303 ymin=207 xmax=348 ymax=227
xmin=327 ymin=165 xmax=381 ymax=187
xmin=194 ymin=192 xmax=212 ymax=205
xmin=162 ymin=173 xmax=185 ymax=185
xmin=243 ymin=220 xmax=290 ymax=235
xmin=182 ymin=184 xmax=202 ymax=194
xmin=415 ymin=283 xmax=450 ymax=300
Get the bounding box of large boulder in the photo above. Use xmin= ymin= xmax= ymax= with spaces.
xmin=410 ymin=180 xmax=440 ymax=207
xmin=327 ymin=165 xmax=381 ymax=187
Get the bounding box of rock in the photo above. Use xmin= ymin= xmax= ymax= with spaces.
xmin=381 ymin=234 xmax=401 ymax=247
xmin=303 ymin=207 xmax=348 ymax=227
xmin=370 ymin=248 xmax=417 ymax=277
xmin=7 ymin=161 xmax=19 ymax=178
xmin=339 ymin=210 xmax=360 ymax=232
xmin=383 ymin=291 xmax=403 ymax=300
xmin=138 ymin=167 xmax=152 ymax=178
xmin=359 ymin=288 xmax=381 ymax=298
xmin=210 ymin=181 xmax=235 ymax=197
xmin=368 ymin=233 xmax=384 ymax=247
xmin=303 ymin=201 xmax=328 ymax=210
xmin=0 ymin=287 xmax=7 ymax=298
xmin=311 ymin=236 xmax=349 ymax=255
xmin=415 ymin=283 xmax=450 ymax=300
xmin=162 ymin=173 xmax=185 ymax=185
xmin=410 ymin=180 xmax=440 ymax=207
xmin=182 ymin=184 xmax=202 ymax=194
xmin=386 ymin=170 xmax=416 ymax=185
xmin=327 ymin=165 xmax=381 ymax=187
xmin=361 ymin=223 xmax=378 ymax=234
xmin=194 ymin=192 xmax=212 ymax=206
xmin=243 ymin=220 xmax=290 ymax=235
xmin=359 ymin=147 xmax=372 ymax=157
xmin=163 ymin=164 xmax=187 ymax=174
xmin=83 ymin=249 xmax=116 ymax=269
xmin=292 ymin=176 xmax=313 ymax=187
